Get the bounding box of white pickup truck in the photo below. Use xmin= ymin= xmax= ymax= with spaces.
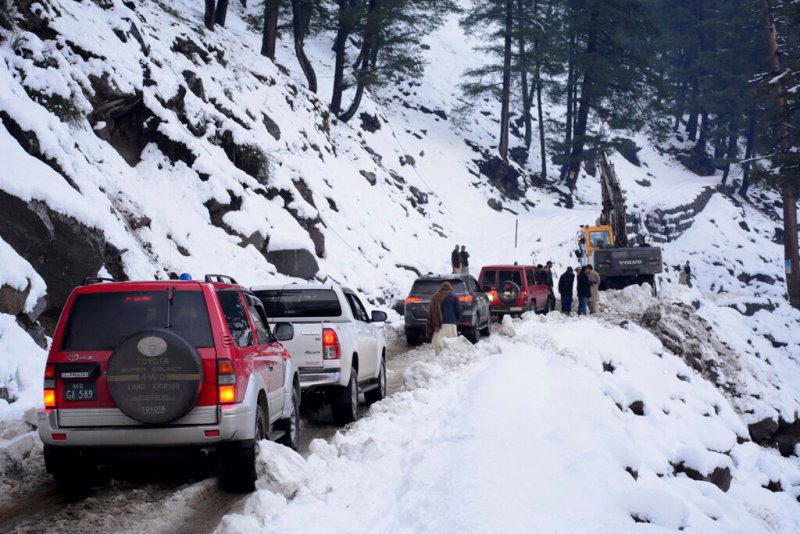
xmin=251 ymin=283 xmax=387 ymax=424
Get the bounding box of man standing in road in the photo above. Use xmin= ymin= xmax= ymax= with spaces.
xmin=587 ymin=264 xmax=600 ymax=314
xmin=558 ymin=267 xmax=574 ymax=314
xmin=427 ymin=282 xmax=463 ymax=355
xmin=684 ymin=261 xmax=692 ymax=288
xmin=451 ymin=245 xmax=462 ymax=274
xmin=460 ymin=246 xmax=470 ymax=275
xmin=577 ymin=267 xmax=591 ymax=316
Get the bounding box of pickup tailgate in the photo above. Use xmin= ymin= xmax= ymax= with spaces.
xmin=282 ymin=321 xmax=324 ymax=368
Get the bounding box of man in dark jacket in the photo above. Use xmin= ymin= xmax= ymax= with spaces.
xmin=558 ymin=267 xmax=574 ymax=314
xmin=427 ymin=282 xmax=463 ymax=354
xmin=451 ymin=245 xmax=461 ymax=274
xmin=684 ymin=261 xmax=692 ymax=288
xmin=577 ymin=266 xmax=591 ymax=316
xmin=460 ymin=246 xmax=470 ymax=275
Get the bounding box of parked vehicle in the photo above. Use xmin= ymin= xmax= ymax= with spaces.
xmin=252 ymin=283 xmax=387 ymax=425
xmin=478 ymin=265 xmax=555 ymax=317
xmin=403 ymin=274 xmax=491 ymax=346
xmin=38 ymin=275 xmax=300 ymax=498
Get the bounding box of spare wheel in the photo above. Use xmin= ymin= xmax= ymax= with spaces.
xmin=107 ymin=328 xmax=204 ymax=424
xmin=498 ymin=281 xmax=521 ymax=305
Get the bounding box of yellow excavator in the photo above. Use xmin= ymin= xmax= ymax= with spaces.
xmin=575 ymin=150 xmax=663 ymax=291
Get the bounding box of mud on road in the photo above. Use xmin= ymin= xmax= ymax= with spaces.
xmin=0 ymin=327 xmax=432 ymax=534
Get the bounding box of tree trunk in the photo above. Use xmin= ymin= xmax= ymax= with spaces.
xmin=291 ymin=0 xmax=317 ymax=92
xmin=686 ymin=81 xmax=699 ymax=141
xmin=338 ymin=0 xmax=377 ymax=122
xmin=214 ymin=0 xmax=229 ymax=26
xmin=330 ymin=0 xmax=351 ymax=115
xmin=516 ymin=0 xmax=532 ymax=151
xmin=261 ymin=0 xmax=279 ymax=59
xmin=498 ymin=0 xmax=513 ymax=160
xmin=535 ymin=59 xmax=546 ymax=178
xmin=204 ymin=0 xmax=216 ymax=30
xmin=693 ymin=109 xmax=708 ymax=154
xmin=761 ymin=0 xmax=800 ymax=309
xmin=720 ymin=120 xmax=737 ymax=186
xmin=560 ymin=33 xmax=576 ymax=181
xmin=739 ymin=111 xmax=756 ymax=197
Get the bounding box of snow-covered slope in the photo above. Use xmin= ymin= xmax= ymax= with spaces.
xmin=218 ymin=314 xmax=800 ymax=533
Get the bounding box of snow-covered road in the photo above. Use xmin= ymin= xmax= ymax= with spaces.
xmin=219 ymin=306 xmax=800 ymax=534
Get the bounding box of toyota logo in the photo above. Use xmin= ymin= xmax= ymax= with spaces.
xmin=137 ymin=336 xmax=168 ymax=357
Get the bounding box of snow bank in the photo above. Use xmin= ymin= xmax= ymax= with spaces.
xmin=218 ymin=313 xmax=800 ymax=533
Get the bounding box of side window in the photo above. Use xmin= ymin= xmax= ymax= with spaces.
xmin=346 ymin=293 xmax=369 ymax=322
xmin=480 ymin=270 xmax=497 ymax=289
xmin=219 ymin=291 xmax=254 ymax=347
xmin=525 ymin=269 xmax=535 ymax=286
xmin=466 ymin=277 xmax=478 ymax=293
xmin=245 ymin=295 xmax=271 ymax=344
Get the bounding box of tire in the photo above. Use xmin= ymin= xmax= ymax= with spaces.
xmin=219 ymin=401 xmax=266 ymax=493
xmin=464 ymin=326 xmax=479 ymax=344
xmin=406 ymin=330 xmax=423 ymax=346
xmin=277 ymin=386 xmax=301 ymax=451
xmin=46 ymin=446 xmax=95 ymax=500
xmin=106 ymin=328 xmax=203 ymax=424
xmin=479 ymin=317 xmax=491 ymax=337
xmin=331 ymin=368 xmax=358 ymax=425
xmin=364 ymin=357 xmax=386 ymax=406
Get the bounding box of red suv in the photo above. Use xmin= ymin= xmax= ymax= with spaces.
xmin=478 ymin=265 xmax=555 ymax=316
xmin=37 ymin=275 xmax=300 ymax=497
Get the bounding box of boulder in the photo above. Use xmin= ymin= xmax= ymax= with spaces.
xmin=748 ymin=417 xmax=779 ymax=444
xmin=673 ymin=462 xmax=732 ymax=492
xmin=0 ymin=284 xmax=28 ymax=316
xmin=266 ymin=249 xmax=319 ymax=280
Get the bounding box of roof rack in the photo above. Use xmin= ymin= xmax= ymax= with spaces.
xmin=81 ymin=277 xmax=116 ymax=286
xmin=205 ymin=274 xmax=238 ymax=284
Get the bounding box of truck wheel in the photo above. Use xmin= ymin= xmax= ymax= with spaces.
xmin=464 ymin=326 xmax=479 ymax=344
xmin=219 ymin=401 xmax=265 ymax=493
xmin=364 ymin=357 xmax=386 ymax=405
xmin=479 ymin=318 xmax=491 ymax=337
xmin=406 ymin=331 xmax=423 ymax=346
xmin=277 ymin=387 xmax=301 ymax=451
xmin=332 ymin=369 xmax=358 ymax=424
xmin=46 ymin=446 xmax=94 ymax=500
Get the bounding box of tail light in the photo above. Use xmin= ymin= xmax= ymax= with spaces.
xmin=44 ymin=363 xmax=56 ymax=408
xmin=217 ymin=359 xmax=236 ymax=404
xmin=323 ymin=328 xmax=341 ymax=360
xmin=458 ymin=295 xmax=473 ymax=304
xmin=404 ymin=297 xmax=423 ymax=303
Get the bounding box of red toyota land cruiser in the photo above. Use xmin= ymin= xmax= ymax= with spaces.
xmin=478 ymin=265 xmax=555 ymax=316
xmin=38 ymin=275 xmax=300 ymax=497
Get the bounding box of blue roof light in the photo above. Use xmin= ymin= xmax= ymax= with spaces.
xmin=179 ymin=273 xmax=192 ymax=281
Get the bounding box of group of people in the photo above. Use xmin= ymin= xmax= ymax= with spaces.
xmin=558 ymin=264 xmax=600 ymax=316
xmin=451 ymin=245 xmax=470 ymax=274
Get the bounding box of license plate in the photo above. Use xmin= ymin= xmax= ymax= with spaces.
xmin=63 ymin=382 xmax=97 ymax=402
xmin=510 ymin=307 xmax=523 ymax=312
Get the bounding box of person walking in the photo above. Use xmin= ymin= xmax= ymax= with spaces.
xmin=558 ymin=267 xmax=574 ymax=314
xmin=544 ymin=261 xmax=555 ymax=288
xmin=684 ymin=261 xmax=692 ymax=288
xmin=426 ymin=282 xmax=463 ymax=355
xmin=451 ymin=245 xmax=461 ymax=274
xmin=587 ymin=264 xmax=600 ymax=314
xmin=460 ymin=246 xmax=470 ymax=275
xmin=577 ymin=266 xmax=591 ymax=316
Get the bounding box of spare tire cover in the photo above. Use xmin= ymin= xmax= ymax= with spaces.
xmin=107 ymin=328 xmax=204 ymax=424
xmin=498 ymin=281 xmax=521 ymax=305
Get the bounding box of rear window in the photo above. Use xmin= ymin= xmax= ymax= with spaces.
xmin=498 ymin=270 xmax=523 ymax=287
xmin=61 ymin=291 xmax=213 ymax=350
xmin=410 ymin=280 xmax=467 ymax=295
xmin=254 ymin=289 xmax=342 ymax=318
xmin=480 ymin=270 xmax=497 ymax=288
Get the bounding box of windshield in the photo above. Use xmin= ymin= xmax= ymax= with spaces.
xmin=61 ymin=290 xmax=213 ymax=350
xmin=254 ymin=289 xmax=342 ymax=318
xmin=589 ymin=230 xmax=612 ymax=248
xmin=410 ymin=280 xmax=467 ymax=295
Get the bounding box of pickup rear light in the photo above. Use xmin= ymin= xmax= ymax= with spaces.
xmin=323 ymin=328 xmax=341 ymax=360
xmin=45 ymin=363 xmax=56 ymax=379
xmin=458 ymin=295 xmax=473 ymax=303
xmin=404 ymin=297 xmax=423 ymax=303
xmin=217 ymin=359 xmax=236 ymax=403
xmin=44 ymin=388 xmax=56 ymax=409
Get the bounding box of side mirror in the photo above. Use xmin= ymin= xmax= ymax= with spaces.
xmin=274 ymin=322 xmax=294 ymax=342
xmin=371 ymin=310 xmax=387 ymax=323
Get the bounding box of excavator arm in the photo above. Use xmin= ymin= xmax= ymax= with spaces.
xmin=598 ymin=150 xmax=628 ymax=247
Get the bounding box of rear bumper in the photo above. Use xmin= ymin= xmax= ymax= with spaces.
xmin=489 ymin=305 xmax=527 ymax=314
xmin=37 ymin=403 xmax=254 ymax=447
xmin=405 ymin=313 xmax=476 ymax=330
xmin=299 ymin=367 xmax=343 ymax=389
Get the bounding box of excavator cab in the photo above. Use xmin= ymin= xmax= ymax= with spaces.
xmin=586 ymin=226 xmax=614 ymax=254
